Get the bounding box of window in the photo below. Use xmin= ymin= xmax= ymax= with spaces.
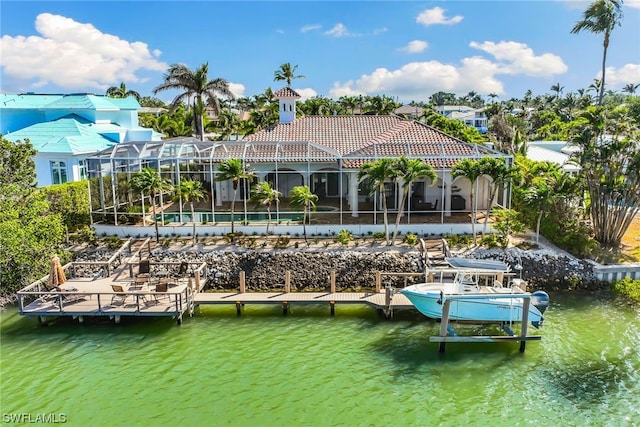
xmin=51 ymin=161 xmax=67 ymax=185
xmin=78 ymin=160 xmax=87 ymax=180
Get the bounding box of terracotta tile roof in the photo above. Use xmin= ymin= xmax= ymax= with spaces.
xmin=244 ymin=115 xmax=499 ymax=169
xmin=273 ymin=87 xmax=301 ymax=98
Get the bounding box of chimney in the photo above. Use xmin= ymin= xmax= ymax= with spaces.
xmin=274 ymin=87 xmax=301 ymax=124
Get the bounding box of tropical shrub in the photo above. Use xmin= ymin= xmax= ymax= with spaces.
xmin=334 ymin=229 xmax=353 ymax=245
xmin=403 ymin=233 xmax=419 ymax=246
xmin=611 ymin=278 xmax=640 ymax=303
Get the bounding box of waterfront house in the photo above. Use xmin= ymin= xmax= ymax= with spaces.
xmin=434 ymin=105 xmax=488 ymax=134
xmin=0 ymin=93 xmax=161 ymax=187
xmin=86 ymin=87 xmax=513 ymax=235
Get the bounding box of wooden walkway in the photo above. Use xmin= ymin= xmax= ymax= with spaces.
xmin=194 ymin=291 xmax=414 ymax=317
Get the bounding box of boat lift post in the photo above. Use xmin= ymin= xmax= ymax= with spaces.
xmin=432 ymin=293 xmax=540 ymax=353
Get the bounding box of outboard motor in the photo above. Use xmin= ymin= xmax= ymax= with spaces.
xmin=530 ymin=291 xmax=550 ymax=328
xmin=531 ymin=291 xmax=550 ymax=315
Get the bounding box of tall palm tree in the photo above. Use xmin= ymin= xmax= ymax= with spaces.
xmin=451 ymin=158 xmax=484 ymax=242
xmin=274 ymin=63 xmax=306 ymax=87
xmin=130 ymin=167 xmax=173 ymax=243
xmin=250 ymin=181 xmax=281 ymax=237
xmin=390 ymin=157 xmax=437 ymax=244
xmin=289 ymin=185 xmax=318 ymax=244
xmin=550 ymin=83 xmax=564 ymax=99
xmin=106 ymin=82 xmax=141 ymax=101
xmin=216 ymin=159 xmax=256 ymax=234
xmin=622 ymin=83 xmax=639 ymax=95
xmin=358 ymin=158 xmax=397 ymax=244
xmin=153 ymin=63 xmax=235 ymax=141
xmin=173 ymin=179 xmax=208 ymax=243
xmin=477 ymin=157 xmax=518 ymax=236
xmin=571 ymin=0 xmax=623 ymax=105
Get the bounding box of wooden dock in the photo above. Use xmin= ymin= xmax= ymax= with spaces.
xmin=194 ymin=290 xmax=414 ymax=316
xmin=16 ymin=238 xmax=543 ymax=351
xmin=17 ymin=238 xmax=207 ymax=325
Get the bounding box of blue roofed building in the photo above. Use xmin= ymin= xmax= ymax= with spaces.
xmin=1 ymin=93 xmax=162 ymax=186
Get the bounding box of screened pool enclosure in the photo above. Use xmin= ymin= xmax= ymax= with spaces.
xmin=86 ymin=137 xmax=512 ymax=228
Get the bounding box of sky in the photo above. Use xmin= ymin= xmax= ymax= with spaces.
xmin=1 ymin=0 xmax=639 ymax=104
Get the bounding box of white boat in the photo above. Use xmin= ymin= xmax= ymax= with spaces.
xmin=401 ymin=267 xmax=549 ymax=327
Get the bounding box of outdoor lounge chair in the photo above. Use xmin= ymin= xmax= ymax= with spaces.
xmin=110 ymin=284 xmax=128 ymax=306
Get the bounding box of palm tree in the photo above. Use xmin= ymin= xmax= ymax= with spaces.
xmin=550 ymin=83 xmax=564 ymax=99
xmin=524 ymin=171 xmax=576 ymax=245
xmin=130 ymin=167 xmax=173 ymax=243
xmin=106 ymin=82 xmax=141 ymax=101
xmin=622 ymin=83 xmax=639 ymax=95
xmin=250 ymin=181 xmax=281 ymax=237
xmin=153 ymin=63 xmax=235 ymax=141
xmin=289 ymin=185 xmax=318 ymax=244
xmin=571 ymin=0 xmax=624 ymax=105
xmin=274 ymin=63 xmax=306 ymax=87
xmin=216 ymin=159 xmax=256 ymax=234
xmin=477 ymin=157 xmax=518 ymax=236
xmin=358 ymin=158 xmax=397 ymax=244
xmin=174 ymin=179 xmax=208 ymax=243
xmin=390 ymin=157 xmax=437 ymax=244
xmin=451 ymin=158 xmax=483 ymax=242
xmin=487 ymin=93 xmax=499 ymax=103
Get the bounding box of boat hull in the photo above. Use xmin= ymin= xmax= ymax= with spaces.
xmin=401 ymin=286 xmax=543 ymax=324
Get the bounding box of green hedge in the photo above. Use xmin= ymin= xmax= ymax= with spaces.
xmin=611 ymin=277 xmax=640 ymax=303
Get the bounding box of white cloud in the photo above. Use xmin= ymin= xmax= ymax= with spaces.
xmin=0 ymin=13 xmax=167 ymax=91
xmin=469 ymin=41 xmax=568 ymax=76
xmin=329 ymin=60 xmax=504 ymax=100
xmin=293 ymin=87 xmax=318 ymax=101
xmin=400 ymin=40 xmax=429 ymax=54
xmin=416 ymin=7 xmax=463 ymax=26
xmin=228 ymin=82 xmax=246 ymax=99
xmin=328 ymin=40 xmax=567 ymax=100
xmin=325 ymin=23 xmax=350 ymax=38
xmin=300 ymin=24 xmax=321 ymax=33
xmin=276 ymin=29 xmax=285 ymax=34
xmin=603 ymin=64 xmax=640 ymax=86
xmin=625 ymin=0 xmax=640 ymax=8
xmin=373 ymin=27 xmax=388 ymax=35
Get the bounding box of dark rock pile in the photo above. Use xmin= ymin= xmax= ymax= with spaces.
xmin=466 ymin=248 xmax=607 ymax=291
xmin=149 ymin=249 xmax=424 ymax=291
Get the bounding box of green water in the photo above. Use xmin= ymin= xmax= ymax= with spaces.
xmin=1 ymin=292 xmax=638 ymax=426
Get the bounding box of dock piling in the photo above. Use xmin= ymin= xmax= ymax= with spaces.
xmin=239 ymin=271 xmax=246 ymax=293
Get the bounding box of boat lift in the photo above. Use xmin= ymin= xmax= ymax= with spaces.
xmin=430 ymin=292 xmax=542 ymax=353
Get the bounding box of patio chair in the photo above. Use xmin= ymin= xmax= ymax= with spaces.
xmin=178 ymin=261 xmax=189 ymax=278
xmin=110 ymin=284 xmax=128 ymax=306
xmin=137 ymin=260 xmax=151 ymax=278
xmin=153 ymin=283 xmax=170 ymax=303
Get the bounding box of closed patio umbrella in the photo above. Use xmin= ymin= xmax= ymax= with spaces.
xmin=48 ymin=255 xmax=67 ymax=289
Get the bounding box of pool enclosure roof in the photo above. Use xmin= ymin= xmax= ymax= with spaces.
xmin=88 ymin=136 xmax=508 ymax=170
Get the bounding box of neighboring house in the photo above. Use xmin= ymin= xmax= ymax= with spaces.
xmin=393 ymin=104 xmax=424 ymax=119
xmin=139 ymin=107 xmax=167 ymax=116
xmin=87 ymin=87 xmax=513 ymax=228
xmin=434 ymin=105 xmax=488 ymax=134
xmin=1 ymin=93 xmax=162 ymax=187
xmin=526 ymin=141 xmax=580 ymax=175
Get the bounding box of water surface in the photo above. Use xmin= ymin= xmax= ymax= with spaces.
xmin=1 ymin=292 xmax=638 ymax=426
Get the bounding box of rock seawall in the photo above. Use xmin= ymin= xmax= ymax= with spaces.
xmin=148 ymin=246 xmax=605 ymax=291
